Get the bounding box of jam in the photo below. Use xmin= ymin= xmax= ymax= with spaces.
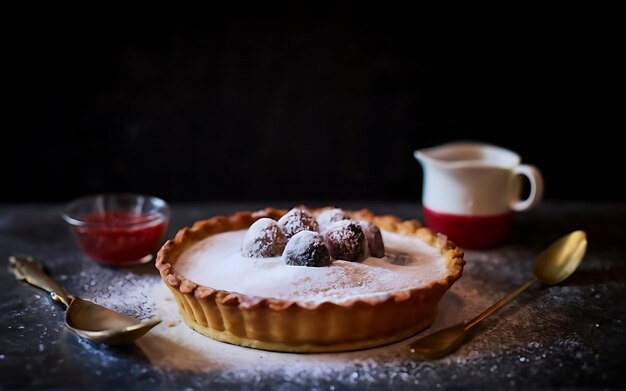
xmin=70 ymin=211 xmax=168 ymax=265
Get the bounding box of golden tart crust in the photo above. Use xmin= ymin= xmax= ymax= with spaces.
xmin=155 ymin=207 xmax=465 ymax=353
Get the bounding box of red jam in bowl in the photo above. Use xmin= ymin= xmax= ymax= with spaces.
xmin=70 ymin=211 xmax=168 ymax=265
xmin=63 ymin=194 xmax=170 ymax=266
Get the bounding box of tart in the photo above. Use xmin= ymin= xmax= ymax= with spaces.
xmin=155 ymin=207 xmax=465 ymax=353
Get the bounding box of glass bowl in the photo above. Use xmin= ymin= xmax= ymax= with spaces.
xmin=62 ymin=193 xmax=170 ymax=266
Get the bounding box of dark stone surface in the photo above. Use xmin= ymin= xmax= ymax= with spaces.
xmin=1 ymin=201 xmax=625 ymax=390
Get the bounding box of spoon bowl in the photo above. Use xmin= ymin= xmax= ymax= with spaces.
xmin=65 ymin=297 xmax=161 ymax=345
xmin=534 ymin=230 xmax=587 ymax=285
xmin=9 ymin=255 xmax=160 ymax=345
xmin=410 ymin=230 xmax=587 ymax=359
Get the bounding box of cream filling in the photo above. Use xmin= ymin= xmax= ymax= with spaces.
xmin=174 ymin=230 xmax=447 ymax=304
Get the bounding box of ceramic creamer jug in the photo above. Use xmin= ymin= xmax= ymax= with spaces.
xmin=414 ymin=142 xmax=544 ymax=248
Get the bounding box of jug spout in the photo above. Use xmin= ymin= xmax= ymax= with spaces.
xmin=413 ymin=143 xmax=448 ymax=165
xmin=413 ymin=148 xmax=429 ymax=165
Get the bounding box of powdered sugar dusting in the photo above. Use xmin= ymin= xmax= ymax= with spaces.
xmin=322 ymin=220 xmax=368 ymax=262
xmin=317 ymin=208 xmax=349 ymax=231
xmin=174 ymin=229 xmax=447 ymax=303
xmin=283 ymin=230 xmax=331 ymax=267
xmin=358 ymin=219 xmax=385 ymax=258
xmin=241 ymin=218 xmax=286 ymax=257
xmin=277 ymin=208 xmax=319 ymax=239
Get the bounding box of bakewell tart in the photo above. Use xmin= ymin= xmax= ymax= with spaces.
xmin=155 ymin=207 xmax=465 ymax=353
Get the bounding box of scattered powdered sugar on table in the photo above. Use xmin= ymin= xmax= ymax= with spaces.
xmin=79 ymin=247 xmax=601 ymax=386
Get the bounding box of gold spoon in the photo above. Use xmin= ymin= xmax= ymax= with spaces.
xmin=410 ymin=230 xmax=587 ymax=359
xmin=9 ymin=255 xmax=160 ymax=345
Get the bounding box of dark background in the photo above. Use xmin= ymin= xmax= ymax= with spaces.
xmin=5 ymin=5 xmax=622 ymax=203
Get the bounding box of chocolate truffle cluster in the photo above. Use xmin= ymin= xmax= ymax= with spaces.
xmin=241 ymin=207 xmax=385 ymax=267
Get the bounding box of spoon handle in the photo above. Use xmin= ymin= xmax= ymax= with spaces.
xmin=9 ymin=255 xmax=73 ymax=308
xmin=464 ymin=278 xmax=537 ymax=330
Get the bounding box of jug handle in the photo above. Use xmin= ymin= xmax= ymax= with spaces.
xmin=509 ymin=165 xmax=544 ymax=211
